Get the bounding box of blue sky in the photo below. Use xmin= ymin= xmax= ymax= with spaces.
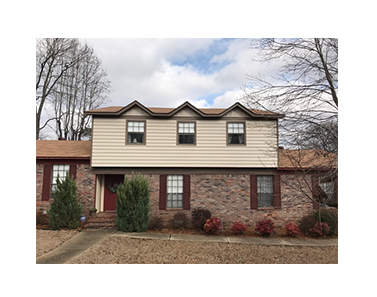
xmin=83 ymin=38 xmax=281 ymax=109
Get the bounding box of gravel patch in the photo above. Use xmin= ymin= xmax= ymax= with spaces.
xmin=65 ymin=235 xmax=338 ymax=264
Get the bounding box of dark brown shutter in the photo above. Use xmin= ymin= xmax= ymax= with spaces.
xmin=69 ymin=165 xmax=77 ymax=180
xmin=42 ymin=164 xmax=52 ymax=201
xmin=183 ymin=175 xmax=191 ymax=210
xmin=250 ymin=175 xmax=258 ymax=209
xmin=273 ymin=174 xmax=281 ymax=208
xmin=312 ymin=175 xmax=320 ymax=210
xmin=159 ymin=175 xmax=167 ymax=210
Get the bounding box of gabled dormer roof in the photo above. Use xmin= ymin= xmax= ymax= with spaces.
xmin=85 ymin=100 xmax=284 ymax=119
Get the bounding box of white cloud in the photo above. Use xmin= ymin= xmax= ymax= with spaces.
xmin=39 ymin=38 xmax=283 ymax=139
xmin=84 ymin=38 xmax=253 ymax=108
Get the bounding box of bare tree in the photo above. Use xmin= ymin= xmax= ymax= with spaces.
xmin=36 ymin=38 xmax=110 ymax=140
xmin=243 ymin=38 xmax=338 ymax=151
xmin=36 ymin=38 xmax=84 ymax=139
xmin=243 ymin=38 xmax=338 ymax=210
xmin=51 ymin=43 xmax=110 ymax=140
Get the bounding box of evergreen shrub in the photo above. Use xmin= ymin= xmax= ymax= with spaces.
xmin=48 ymin=173 xmax=82 ymax=230
xmin=116 ymin=173 xmax=150 ymax=232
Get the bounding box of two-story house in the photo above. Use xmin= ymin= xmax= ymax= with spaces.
xmin=36 ymin=100 xmax=337 ymax=228
xmin=85 ymin=100 xmax=285 ymax=226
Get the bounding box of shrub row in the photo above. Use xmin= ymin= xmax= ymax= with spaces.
xmin=147 ymin=208 xmax=337 ymax=238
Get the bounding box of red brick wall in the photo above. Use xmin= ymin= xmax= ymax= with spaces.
xmin=37 ymin=169 xmax=315 ymax=228
xmin=36 ymin=163 xmax=96 ymax=216
xmin=148 ymin=174 xmax=315 ymax=229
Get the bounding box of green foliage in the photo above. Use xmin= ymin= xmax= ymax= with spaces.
xmin=48 ymin=173 xmax=82 ymax=230
xmin=116 ymin=173 xmax=150 ymax=232
xmin=313 ymin=209 xmax=338 ymax=236
xmin=191 ymin=207 xmax=212 ymax=230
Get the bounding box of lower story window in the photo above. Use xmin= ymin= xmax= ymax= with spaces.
xmin=52 ymin=165 xmax=70 ymax=194
xmin=257 ymin=175 xmax=274 ymax=207
xmin=167 ymin=175 xmax=183 ymax=208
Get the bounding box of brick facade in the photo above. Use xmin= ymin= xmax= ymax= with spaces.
xmin=148 ymin=173 xmax=315 ymax=229
xmin=36 ymin=163 xmax=96 ymax=216
xmin=36 ymin=168 xmax=315 ymax=228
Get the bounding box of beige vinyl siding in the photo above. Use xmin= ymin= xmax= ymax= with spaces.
xmin=91 ymin=117 xmax=278 ymax=168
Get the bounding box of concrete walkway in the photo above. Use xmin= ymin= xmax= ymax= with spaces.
xmin=36 ymin=229 xmax=116 ymax=264
xmin=37 ymin=229 xmax=337 ymax=264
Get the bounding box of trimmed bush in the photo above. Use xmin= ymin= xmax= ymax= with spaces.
xmin=148 ymin=216 xmax=163 ymax=230
xmin=255 ymin=219 xmax=275 ymax=237
xmin=231 ymin=220 xmax=247 ymax=235
xmin=298 ymin=214 xmax=317 ymax=235
xmin=310 ymin=222 xmax=330 ymax=237
xmin=313 ymin=209 xmax=338 ymax=236
xmin=48 ymin=173 xmax=82 ymax=230
xmin=172 ymin=212 xmax=189 ymax=229
xmin=191 ymin=207 xmax=212 ymax=230
xmin=116 ymin=173 xmax=150 ymax=232
xmin=203 ymin=217 xmax=222 ymax=235
xmin=285 ymin=222 xmax=300 ymax=238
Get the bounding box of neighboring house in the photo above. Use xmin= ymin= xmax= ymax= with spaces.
xmin=36 ymin=100 xmax=337 ymax=228
xmin=36 ymin=140 xmax=95 ymax=214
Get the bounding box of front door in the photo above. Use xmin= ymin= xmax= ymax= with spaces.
xmin=104 ymin=175 xmax=124 ymax=212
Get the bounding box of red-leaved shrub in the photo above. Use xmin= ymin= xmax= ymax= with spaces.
xmin=285 ymin=222 xmax=300 ymax=237
xmin=203 ymin=217 xmax=222 ymax=235
xmin=231 ymin=220 xmax=247 ymax=235
xmin=255 ymin=219 xmax=275 ymax=237
xmin=310 ymin=222 xmax=330 ymax=237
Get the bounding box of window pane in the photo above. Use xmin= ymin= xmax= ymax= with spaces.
xmin=167 ymin=175 xmax=184 ymax=207
xmin=228 ymin=134 xmax=244 ymax=144
xmin=179 ymin=134 xmax=194 ymax=144
xmin=128 ymin=121 xmax=145 ymax=132
xmin=128 ymin=133 xmax=144 ymax=143
xmin=257 ymin=176 xmax=273 ymax=207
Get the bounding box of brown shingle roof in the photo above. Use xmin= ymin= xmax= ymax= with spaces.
xmin=278 ymin=149 xmax=337 ymax=169
xmin=36 ymin=140 xmax=91 ymax=159
xmin=85 ymin=100 xmax=283 ymax=118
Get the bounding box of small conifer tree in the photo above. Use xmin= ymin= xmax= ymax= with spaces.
xmin=48 ymin=173 xmax=82 ymax=230
xmin=116 ymin=173 xmax=150 ymax=232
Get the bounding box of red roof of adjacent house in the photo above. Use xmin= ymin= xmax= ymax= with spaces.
xmin=36 ymin=140 xmax=91 ymax=159
xmin=278 ymin=149 xmax=337 ymax=169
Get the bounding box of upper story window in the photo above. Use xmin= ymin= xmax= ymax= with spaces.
xmin=178 ymin=122 xmax=195 ymax=144
xmin=227 ymin=122 xmax=245 ymax=145
xmin=127 ymin=121 xmax=145 ymax=144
